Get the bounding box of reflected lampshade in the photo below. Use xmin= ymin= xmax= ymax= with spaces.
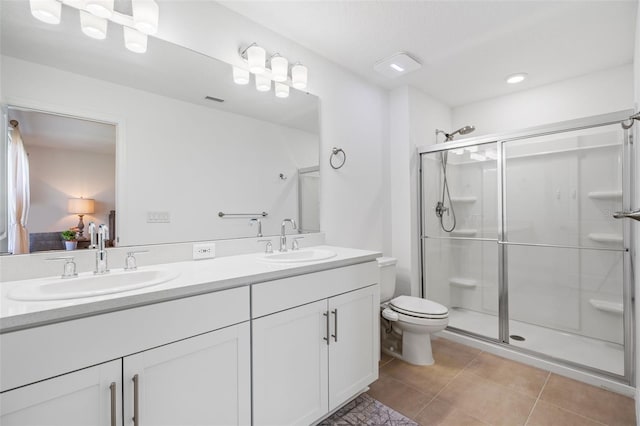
xmin=68 ymin=198 xmax=95 ymax=214
xmin=85 ymin=0 xmax=114 ymax=19
xmin=124 ymin=26 xmax=148 ymax=53
xmin=291 ymin=63 xmax=308 ymax=90
xmin=80 ymin=10 xmax=108 ymax=40
xmin=132 ymin=0 xmax=159 ymax=35
xmin=271 ymin=55 xmax=288 ymax=82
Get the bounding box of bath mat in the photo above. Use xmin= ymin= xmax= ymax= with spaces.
xmin=318 ymin=393 xmax=418 ymax=426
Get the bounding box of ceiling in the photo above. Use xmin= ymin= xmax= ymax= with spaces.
xmin=220 ymin=0 xmax=638 ymax=107
xmin=9 ymin=109 xmax=116 ymax=155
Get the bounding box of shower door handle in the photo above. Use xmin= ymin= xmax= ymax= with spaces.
xmin=613 ymin=209 xmax=640 ymax=221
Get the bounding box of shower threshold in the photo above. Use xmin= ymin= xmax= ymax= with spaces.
xmin=448 ymin=308 xmax=624 ymax=376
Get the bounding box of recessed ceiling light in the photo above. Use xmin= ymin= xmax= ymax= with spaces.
xmin=506 ymin=73 xmax=528 ymax=84
xmin=374 ymin=52 xmax=421 ymax=79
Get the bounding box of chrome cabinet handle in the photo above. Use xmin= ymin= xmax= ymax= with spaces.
xmin=132 ymin=374 xmax=139 ymax=426
xmin=323 ymin=311 xmax=330 ymax=345
xmin=613 ymin=209 xmax=640 ymax=221
xmin=331 ymin=309 xmax=338 ymax=342
xmin=109 ymin=382 xmax=117 ymax=426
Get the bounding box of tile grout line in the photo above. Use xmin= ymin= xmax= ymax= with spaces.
xmin=411 ymin=347 xmax=485 ymax=420
xmin=524 ymin=372 xmax=550 ymax=426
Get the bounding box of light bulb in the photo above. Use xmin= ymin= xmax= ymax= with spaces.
xmin=247 ymin=45 xmax=266 ymax=74
xmin=124 ymin=27 xmax=147 ymax=53
xmin=29 ymin=0 xmax=61 ymax=25
xmin=233 ymin=67 xmax=250 ymax=85
xmin=275 ymin=83 xmax=290 ymax=98
xmin=132 ymin=0 xmax=159 ymax=35
xmin=85 ymin=0 xmax=114 ymax=18
xmin=506 ymin=73 xmax=527 ymax=84
xmin=291 ymin=63 xmax=307 ymax=90
xmin=80 ymin=10 xmax=107 ymax=39
xmin=271 ymin=55 xmax=288 ymax=82
xmin=255 ymin=74 xmax=271 ymax=92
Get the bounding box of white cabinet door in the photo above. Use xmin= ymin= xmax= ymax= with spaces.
xmin=0 ymin=359 xmax=122 ymax=426
xmin=123 ymin=322 xmax=251 ymax=426
xmin=328 ymin=285 xmax=379 ymax=411
xmin=252 ymin=299 xmax=329 ymax=426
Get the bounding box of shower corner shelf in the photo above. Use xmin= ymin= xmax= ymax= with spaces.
xmin=450 ymin=196 xmax=477 ymax=203
xmin=449 ymin=277 xmax=477 ymax=289
xmin=587 ymin=190 xmax=623 ymax=200
xmin=450 ymin=229 xmax=478 ymax=237
xmin=589 ymin=299 xmax=623 ymax=315
xmin=587 ymin=233 xmax=623 ymax=244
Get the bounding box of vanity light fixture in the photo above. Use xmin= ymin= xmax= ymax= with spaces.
xmin=123 ymin=26 xmax=147 ymax=53
xmin=237 ymin=42 xmax=308 ymax=98
xmin=506 ymin=73 xmax=528 ymax=84
xmin=233 ymin=66 xmax=250 ymax=85
xmin=255 ymin=74 xmax=271 ymax=92
xmin=246 ymin=44 xmax=267 ymax=74
xmin=30 ymin=0 xmax=62 ymax=24
xmin=291 ymin=63 xmax=308 ymax=90
xmin=270 ymin=54 xmax=289 ymax=82
xmin=131 ymin=0 xmax=159 ymax=35
xmin=28 ymin=0 xmax=159 ymax=54
xmin=80 ymin=10 xmax=108 ymax=40
xmin=85 ymin=0 xmax=114 ymax=19
xmin=275 ymin=82 xmax=290 ymax=98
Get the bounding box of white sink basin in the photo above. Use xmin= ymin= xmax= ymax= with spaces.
xmin=7 ymin=269 xmax=180 ymax=301
xmin=260 ymin=248 xmax=337 ymax=263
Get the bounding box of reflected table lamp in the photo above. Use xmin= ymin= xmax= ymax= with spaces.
xmin=68 ymin=197 xmax=95 ymax=239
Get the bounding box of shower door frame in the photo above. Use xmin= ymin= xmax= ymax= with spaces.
xmin=417 ymin=110 xmax=636 ymax=385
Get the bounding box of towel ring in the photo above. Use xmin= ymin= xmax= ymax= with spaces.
xmin=330 ymin=147 xmax=346 ymax=170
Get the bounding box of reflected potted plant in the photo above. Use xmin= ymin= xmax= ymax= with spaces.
xmin=61 ymin=229 xmax=78 ymax=251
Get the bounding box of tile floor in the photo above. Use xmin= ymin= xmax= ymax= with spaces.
xmin=367 ymin=338 xmax=636 ymax=426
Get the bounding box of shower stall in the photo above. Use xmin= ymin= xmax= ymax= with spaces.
xmin=419 ymin=111 xmax=636 ymax=383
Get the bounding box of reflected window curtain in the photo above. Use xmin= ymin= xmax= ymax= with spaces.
xmin=7 ymin=124 xmax=30 ymax=254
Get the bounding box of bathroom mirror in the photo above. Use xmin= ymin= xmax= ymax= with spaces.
xmin=0 ymin=1 xmax=320 ymax=252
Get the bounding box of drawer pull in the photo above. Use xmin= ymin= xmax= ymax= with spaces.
xmin=323 ymin=311 xmax=330 ymax=345
xmin=331 ymin=309 xmax=338 ymax=342
xmin=132 ymin=374 xmax=140 ymax=426
xmin=109 ymin=382 xmax=117 ymax=426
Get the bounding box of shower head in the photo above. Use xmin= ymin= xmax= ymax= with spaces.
xmin=436 ymin=125 xmax=476 ymax=142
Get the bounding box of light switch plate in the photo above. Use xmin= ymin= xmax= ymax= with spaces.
xmin=193 ymin=243 xmax=216 ymax=260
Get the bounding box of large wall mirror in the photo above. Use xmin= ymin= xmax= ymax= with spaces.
xmin=0 ymin=1 xmax=320 ymax=254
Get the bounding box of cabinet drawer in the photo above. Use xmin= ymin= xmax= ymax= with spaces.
xmin=252 ymin=262 xmax=378 ymax=318
xmin=1 ymin=286 xmax=249 ymax=392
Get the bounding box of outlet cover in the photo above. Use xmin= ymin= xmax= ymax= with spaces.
xmin=147 ymin=211 xmax=170 ymax=223
xmin=193 ymin=243 xmax=216 ymax=260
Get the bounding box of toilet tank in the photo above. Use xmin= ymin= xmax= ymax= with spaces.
xmin=377 ymin=257 xmax=397 ymax=302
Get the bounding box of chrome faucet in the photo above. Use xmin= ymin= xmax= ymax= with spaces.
xmin=250 ymin=218 xmax=263 ymax=237
xmin=88 ymin=222 xmax=97 ymax=249
xmin=280 ymin=218 xmax=297 ymax=252
xmin=94 ymin=224 xmax=109 ymax=275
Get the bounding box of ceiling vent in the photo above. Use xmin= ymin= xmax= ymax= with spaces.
xmin=373 ymin=52 xmax=422 ymax=79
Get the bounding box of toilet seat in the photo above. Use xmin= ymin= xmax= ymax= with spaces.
xmin=389 ymin=296 xmax=448 ymax=319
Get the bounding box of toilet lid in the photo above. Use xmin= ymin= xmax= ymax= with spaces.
xmin=389 ymin=296 xmax=449 ymax=319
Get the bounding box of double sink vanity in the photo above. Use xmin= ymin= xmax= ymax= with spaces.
xmin=0 ymin=244 xmax=381 ymax=426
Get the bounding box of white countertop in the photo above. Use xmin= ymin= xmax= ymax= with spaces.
xmin=0 ymin=246 xmax=381 ymax=333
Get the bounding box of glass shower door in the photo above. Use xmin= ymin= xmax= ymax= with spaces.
xmin=502 ymin=123 xmax=628 ymax=376
xmin=421 ymin=143 xmax=499 ymax=340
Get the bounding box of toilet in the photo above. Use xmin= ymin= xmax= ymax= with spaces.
xmin=378 ymin=257 xmax=449 ymax=366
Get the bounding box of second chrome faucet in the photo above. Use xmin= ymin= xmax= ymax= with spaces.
xmin=89 ymin=222 xmax=109 ymax=274
xmin=280 ymin=218 xmax=297 ymax=252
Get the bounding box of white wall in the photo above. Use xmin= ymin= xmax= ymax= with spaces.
xmin=389 ymin=86 xmax=451 ymax=297
xmin=2 ymin=57 xmax=318 ymax=245
xmin=453 ymin=64 xmax=634 ymax=136
xmin=153 ymin=1 xmax=389 ymax=253
xmin=26 ymin=145 xmax=115 ymax=233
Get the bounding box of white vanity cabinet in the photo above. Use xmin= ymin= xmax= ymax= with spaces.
xmin=0 ymin=286 xmax=251 ymax=426
xmin=251 ymin=262 xmax=379 ymax=426
xmin=0 ymin=359 xmax=122 ymax=426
